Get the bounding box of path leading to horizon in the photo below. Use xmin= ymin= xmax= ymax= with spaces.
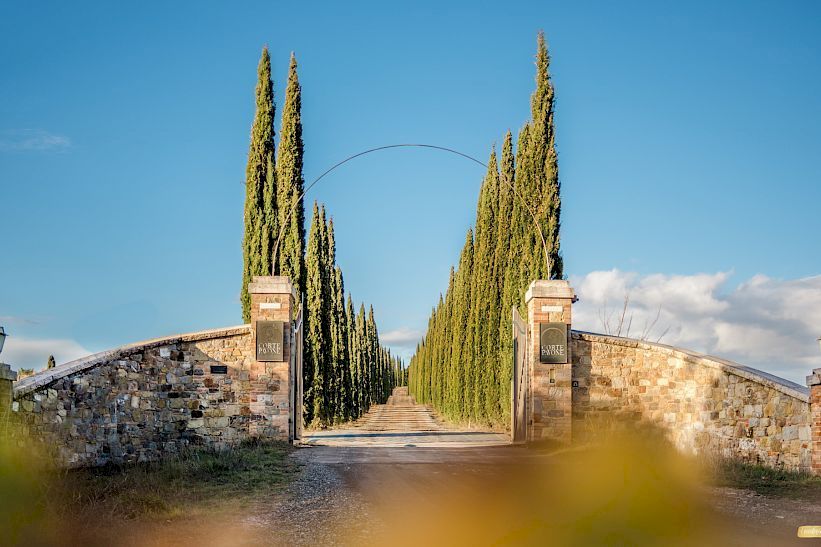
xmin=300 ymin=387 xmax=510 ymax=448
xmin=87 ymin=387 xmax=818 ymax=546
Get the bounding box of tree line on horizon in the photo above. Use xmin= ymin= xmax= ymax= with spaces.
xmin=408 ymin=32 xmax=563 ymax=428
xmin=240 ymin=47 xmax=403 ymax=427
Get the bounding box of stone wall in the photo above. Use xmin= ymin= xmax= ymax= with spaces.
xmin=570 ymin=331 xmax=812 ymax=472
xmin=1 ymin=363 xmax=16 ymax=428
xmin=807 ymin=369 xmax=821 ymax=474
xmin=11 ymin=325 xmax=291 ymax=467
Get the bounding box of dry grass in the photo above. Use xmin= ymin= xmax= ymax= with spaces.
xmin=708 ymin=457 xmax=821 ymax=500
xmin=1 ymin=432 xmax=300 ymax=545
xmin=54 ymin=439 xmax=299 ymax=520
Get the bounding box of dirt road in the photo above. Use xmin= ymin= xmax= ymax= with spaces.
xmin=300 ymin=386 xmax=510 ymax=448
xmin=104 ymin=388 xmax=821 ymax=546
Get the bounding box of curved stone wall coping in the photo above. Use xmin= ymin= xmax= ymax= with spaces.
xmin=13 ymin=325 xmax=252 ymax=398
xmin=571 ymin=330 xmax=809 ymax=403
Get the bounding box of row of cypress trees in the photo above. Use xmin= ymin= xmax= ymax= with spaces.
xmin=408 ymin=32 xmax=563 ymax=428
xmin=240 ymin=47 xmax=401 ymax=427
xmin=303 ymin=202 xmax=403 ymax=427
xmin=241 ymin=48 xmax=307 ymax=321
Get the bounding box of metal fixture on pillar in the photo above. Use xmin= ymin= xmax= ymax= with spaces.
xmin=0 ymin=326 xmax=6 ymax=357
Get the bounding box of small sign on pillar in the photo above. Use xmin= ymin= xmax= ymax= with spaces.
xmin=256 ymin=320 xmax=284 ymax=361
xmin=539 ymin=323 xmax=568 ymax=364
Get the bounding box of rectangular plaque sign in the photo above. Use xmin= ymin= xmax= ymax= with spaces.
xmin=539 ymin=322 xmax=568 ymax=364
xmin=256 ymin=320 xmax=284 ymax=362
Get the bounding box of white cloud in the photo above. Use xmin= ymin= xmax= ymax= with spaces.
xmin=380 ymin=327 xmax=424 ymax=364
xmin=380 ymin=327 xmax=424 ymax=347
xmin=1 ymin=336 xmax=92 ymax=374
xmin=0 ymin=129 xmax=71 ymax=152
xmin=0 ymin=316 xmax=42 ymax=326
xmin=571 ymin=270 xmax=821 ymax=384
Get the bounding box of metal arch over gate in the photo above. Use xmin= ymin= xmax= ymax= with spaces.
xmin=511 ymin=306 xmax=528 ymax=443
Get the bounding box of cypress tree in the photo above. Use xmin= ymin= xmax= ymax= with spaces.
xmin=530 ymin=31 xmax=562 ymax=280
xmin=317 ymin=206 xmax=333 ymax=425
xmin=304 ymin=202 xmax=325 ymax=426
xmin=326 ymin=218 xmax=352 ymax=423
xmin=367 ymin=305 xmax=378 ymax=403
xmin=407 ymin=32 xmax=564 ymax=430
xmin=346 ymin=294 xmax=359 ymax=418
xmin=511 ymin=123 xmax=532 ymax=310
xmin=450 ymin=230 xmax=474 ymax=419
xmin=442 ymin=267 xmax=456 ymax=417
xmin=356 ymin=303 xmax=368 ymax=411
xmin=337 ymin=266 xmax=353 ymax=423
xmin=241 ymin=47 xmax=277 ymax=322
xmin=325 ymin=217 xmax=339 ymax=423
xmin=496 ymin=131 xmax=516 ymax=423
xmin=433 ymin=293 xmax=447 ymax=410
xmin=470 ymin=148 xmax=500 ymax=423
xmin=276 ymin=53 xmax=306 ymax=296
xmin=295 ymin=200 xmax=394 ymax=424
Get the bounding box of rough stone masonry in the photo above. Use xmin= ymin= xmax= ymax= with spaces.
xmin=5 ymin=277 xmax=820 ymax=473
xmin=524 ymin=280 xmax=815 ymax=472
xmin=10 ymin=276 xmax=297 ymax=467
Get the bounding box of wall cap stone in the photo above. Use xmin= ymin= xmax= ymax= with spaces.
xmin=572 ymin=330 xmax=810 ymax=403
xmin=0 ymin=363 xmax=17 ymax=381
xmin=525 ymin=280 xmax=578 ymax=303
xmin=248 ymin=275 xmax=297 ymax=300
xmin=13 ymin=325 xmax=252 ymax=398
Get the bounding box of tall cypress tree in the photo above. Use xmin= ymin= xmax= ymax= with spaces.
xmin=241 ymin=47 xmax=277 ymax=322
xmin=335 ymin=266 xmax=353 ymax=422
xmin=398 ymin=33 xmax=565 ymax=429
xmin=469 ymin=148 xmax=500 ymax=423
xmin=355 ymin=303 xmax=368 ymax=412
xmin=346 ymin=294 xmax=359 ymax=418
xmin=496 ymin=130 xmax=516 ymax=423
xmin=326 ymin=218 xmax=351 ymax=423
xmin=325 ymin=217 xmax=340 ymax=422
xmin=530 ymin=31 xmax=562 ymax=280
xmin=304 ymin=202 xmax=325 ymax=426
xmin=451 ymin=230 xmax=474 ymax=420
xmin=367 ymin=305 xmax=378 ymax=404
xmin=317 ymin=206 xmax=333 ymax=425
xmin=511 ymin=123 xmax=532 ymax=310
xmin=442 ymin=267 xmax=456 ymax=417
xmin=276 ymin=53 xmax=306 ymax=296
xmin=296 ymin=200 xmax=395 ymax=425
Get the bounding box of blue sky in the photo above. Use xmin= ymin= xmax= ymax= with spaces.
xmin=1 ymin=1 xmax=820 ymax=381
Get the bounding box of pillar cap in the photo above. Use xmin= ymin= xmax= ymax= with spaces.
xmin=0 ymin=363 xmax=17 ymax=382
xmin=807 ymin=368 xmax=821 ymax=387
xmin=248 ymin=276 xmax=297 ymax=300
xmin=525 ymin=280 xmax=578 ymax=303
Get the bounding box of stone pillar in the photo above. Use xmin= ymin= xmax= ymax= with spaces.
xmin=247 ymin=276 xmax=297 ymax=441
xmin=807 ymin=368 xmax=821 ymax=475
xmin=525 ymin=280 xmax=577 ymax=443
xmin=0 ymin=363 xmax=17 ymax=426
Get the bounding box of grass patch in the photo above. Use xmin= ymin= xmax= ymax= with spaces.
xmin=708 ymin=458 xmax=821 ymax=500
xmin=51 ymin=439 xmax=300 ymax=521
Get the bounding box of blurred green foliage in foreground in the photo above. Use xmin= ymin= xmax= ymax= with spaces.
xmin=0 ymin=426 xmax=299 ymax=545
